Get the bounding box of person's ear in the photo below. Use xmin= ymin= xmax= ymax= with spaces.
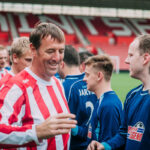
xmin=97 ymin=71 xmax=104 ymax=81
xmin=12 ymin=53 xmax=18 ymax=63
xmin=82 ymin=63 xmax=86 ymax=72
xmin=143 ymin=53 xmax=150 ymax=65
xmin=30 ymin=43 xmax=37 ymax=57
xmin=60 ymin=61 xmax=65 ymax=69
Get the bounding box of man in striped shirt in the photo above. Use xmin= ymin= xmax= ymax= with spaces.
xmin=0 ymin=22 xmax=77 ymax=149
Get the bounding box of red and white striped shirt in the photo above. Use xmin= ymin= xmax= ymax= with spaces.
xmin=0 ymin=71 xmax=14 ymax=89
xmin=0 ymin=67 xmax=70 ymax=150
xmin=0 ymin=68 xmax=8 ymax=80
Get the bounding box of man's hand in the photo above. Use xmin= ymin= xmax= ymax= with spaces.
xmin=36 ymin=113 xmax=77 ymax=139
xmin=87 ymin=140 xmax=105 ymax=150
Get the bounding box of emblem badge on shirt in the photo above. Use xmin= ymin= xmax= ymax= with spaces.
xmin=87 ymin=124 xmax=92 ymax=139
xmin=22 ymin=79 xmax=29 ymax=83
xmin=127 ymin=121 xmax=145 ymax=142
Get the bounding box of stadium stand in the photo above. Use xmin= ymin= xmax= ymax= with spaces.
xmin=0 ymin=12 xmax=150 ymax=70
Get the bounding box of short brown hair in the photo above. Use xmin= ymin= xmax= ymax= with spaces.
xmin=63 ymin=45 xmax=80 ymax=66
xmin=29 ymin=22 xmax=65 ymax=50
xmin=136 ymin=34 xmax=150 ymax=55
xmin=85 ymin=54 xmax=113 ymax=81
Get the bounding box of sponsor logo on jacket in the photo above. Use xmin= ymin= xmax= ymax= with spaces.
xmin=127 ymin=121 xmax=145 ymax=142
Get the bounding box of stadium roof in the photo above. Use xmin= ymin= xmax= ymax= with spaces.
xmin=0 ymin=0 xmax=150 ymax=18
xmin=0 ymin=0 xmax=149 ymax=9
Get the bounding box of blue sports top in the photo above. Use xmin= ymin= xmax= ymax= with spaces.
xmin=63 ymin=73 xmax=85 ymax=101
xmin=68 ymin=79 xmax=97 ymax=150
xmin=104 ymin=84 xmax=150 ymax=150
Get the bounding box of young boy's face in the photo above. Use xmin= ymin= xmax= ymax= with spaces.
xmin=83 ymin=65 xmax=98 ymax=92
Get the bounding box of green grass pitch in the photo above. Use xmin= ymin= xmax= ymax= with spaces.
xmin=111 ymin=72 xmax=141 ymax=103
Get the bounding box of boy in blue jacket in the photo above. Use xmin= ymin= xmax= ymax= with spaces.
xmin=83 ymin=54 xmax=123 ymax=149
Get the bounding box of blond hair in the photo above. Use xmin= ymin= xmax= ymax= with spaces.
xmin=10 ymin=37 xmax=30 ymax=61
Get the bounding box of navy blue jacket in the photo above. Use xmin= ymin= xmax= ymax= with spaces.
xmin=68 ymin=79 xmax=97 ymax=150
xmin=105 ymin=85 xmax=150 ymax=150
